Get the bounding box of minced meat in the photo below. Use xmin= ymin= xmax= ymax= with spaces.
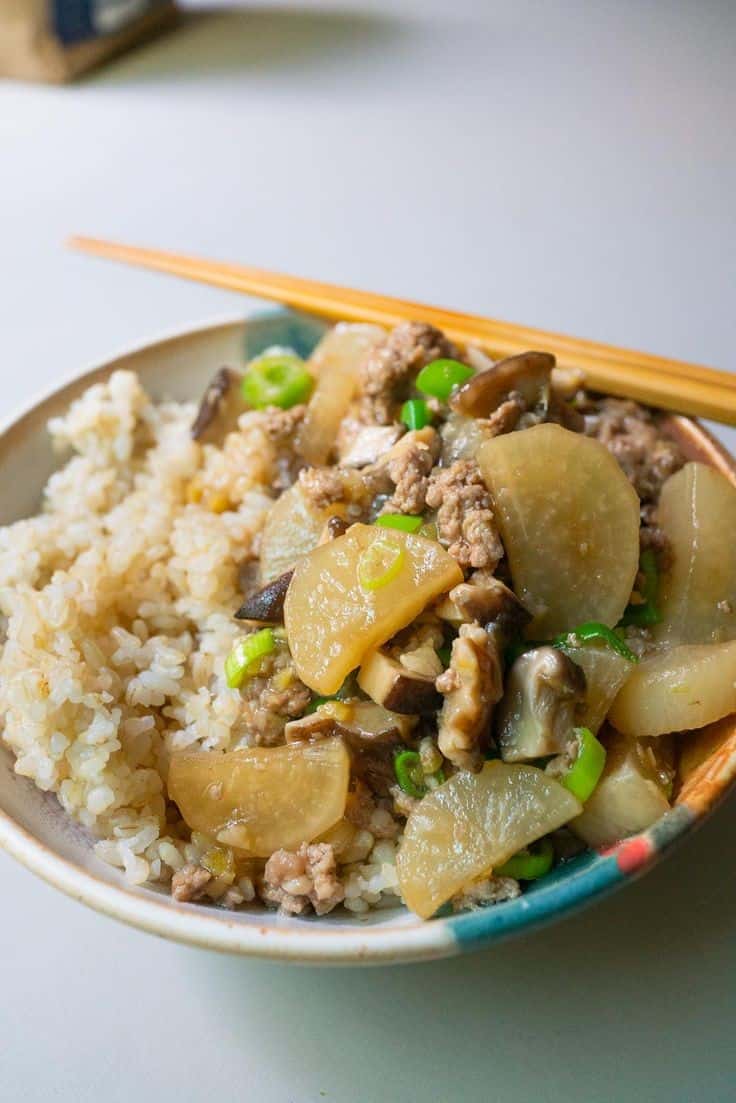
xmin=239 ymin=646 xmax=311 ymax=746
xmin=171 ymin=864 xmax=212 ymax=903
xmin=426 ymin=459 xmax=503 ymax=570
xmin=297 ymin=464 xmax=385 ymax=520
xmin=382 ymin=428 xmax=440 ymax=515
xmin=590 ymin=398 xmax=684 ymax=502
xmin=260 ymin=843 xmax=345 ymax=915
xmin=358 ymin=322 xmax=458 ymax=425
xmin=485 ymin=392 xmax=526 ymax=436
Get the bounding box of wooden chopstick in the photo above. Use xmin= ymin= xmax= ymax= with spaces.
xmin=68 ymin=235 xmax=736 ymax=426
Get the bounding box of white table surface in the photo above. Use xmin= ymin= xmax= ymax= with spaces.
xmin=2 ymin=3 xmax=736 ymax=1100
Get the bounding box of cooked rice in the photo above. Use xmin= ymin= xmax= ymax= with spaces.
xmin=0 ymin=370 xmax=401 ymax=911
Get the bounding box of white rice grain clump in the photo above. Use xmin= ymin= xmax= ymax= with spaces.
xmin=0 ymin=371 xmax=277 ymax=888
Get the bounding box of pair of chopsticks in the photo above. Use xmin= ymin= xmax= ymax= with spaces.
xmin=68 ymin=236 xmax=736 ymax=426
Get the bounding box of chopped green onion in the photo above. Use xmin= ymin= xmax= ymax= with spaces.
xmin=225 ymin=628 xmax=275 ymax=689
xmin=400 ymin=398 xmax=430 ymax=430
xmin=415 ymin=358 xmax=474 ymax=402
xmin=394 ymin=750 xmax=426 ymax=799
xmin=374 ymin=513 xmax=424 ymax=534
xmin=620 ymin=549 xmax=662 ymax=628
xmin=305 ymin=695 xmax=331 ymax=714
xmin=554 ymin=621 xmax=637 ymax=663
xmin=557 ymin=726 xmax=607 ymax=803
xmin=357 ymin=535 xmax=405 ymax=591
xmin=306 ymin=674 xmax=357 ymax=713
xmin=496 ymin=838 xmax=554 ymax=881
xmin=394 ymin=749 xmax=444 ymax=798
xmin=242 ymin=348 xmax=313 ymax=409
xmin=437 ymin=645 xmax=452 ymax=668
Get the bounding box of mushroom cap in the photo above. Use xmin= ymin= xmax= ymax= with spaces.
xmin=449 ymin=351 xmax=554 ymax=418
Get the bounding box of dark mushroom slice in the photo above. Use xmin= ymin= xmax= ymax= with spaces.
xmin=449 ymin=351 xmax=555 ymax=418
xmin=285 ymin=699 xmax=417 ymax=744
xmin=235 ymin=569 xmax=293 ymax=622
xmin=190 ymin=367 xmax=245 ymax=445
xmin=435 ymin=574 xmax=531 ymax=640
xmin=496 ymin=646 xmax=586 ymax=762
xmin=358 ymin=648 xmax=441 ymax=714
xmin=350 ymin=741 xmax=402 ymax=797
xmin=548 ymin=398 xmax=585 ymax=433
xmin=285 ymin=700 xmax=416 ymax=798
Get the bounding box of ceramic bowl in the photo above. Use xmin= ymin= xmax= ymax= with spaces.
xmin=1 ymin=309 xmax=735 ymax=964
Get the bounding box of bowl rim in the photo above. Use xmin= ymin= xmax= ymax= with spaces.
xmin=0 ymin=311 xmax=734 ymax=964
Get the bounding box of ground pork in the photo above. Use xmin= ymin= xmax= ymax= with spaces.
xmin=239 ymin=645 xmax=311 ymax=746
xmin=590 ymin=398 xmax=685 ymax=501
xmin=358 ymin=322 xmax=458 ymax=425
xmin=253 ymin=404 xmax=307 ymax=490
xmin=297 ymin=464 xmax=384 ymax=520
xmin=345 ymin=781 xmax=401 ymax=839
xmin=485 ymin=392 xmax=526 ymax=436
xmin=435 ymin=622 xmax=503 ymax=770
xmin=171 ymin=864 xmax=212 ymax=903
xmin=298 ymin=465 xmax=350 ymax=509
xmin=452 ymin=876 xmax=521 ymax=912
xmin=260 ymin=843 xmax=345 ymax=915
xmin=426 ymin=460 xmax=503 ymax=570
xmin=381 ymin=427 xmax=440 ymax=515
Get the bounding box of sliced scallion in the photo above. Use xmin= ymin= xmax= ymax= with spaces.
xmin=415 ymin=359 xmax=474 ymax=402
xmin=496 ymin=838 xmax=554 ymax=880
xmin=357 ymin=535 xmax=405 ymax=591
xmin=225 ymin=628 xmax=276 ymax=689
xmin=374 ymin=514 xmax=424 ymax=534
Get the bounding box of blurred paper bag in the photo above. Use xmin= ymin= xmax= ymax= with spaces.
xmin=0 ymin=0 xmax=178 ymax=82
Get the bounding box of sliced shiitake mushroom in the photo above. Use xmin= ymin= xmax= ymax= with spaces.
xmin=285 ymin=699 xmax=417 ymax=744
xmin=496 ymin=646 xmax=587 ymax=762
xmin=235 ymin=569 xmax=293 ymax=622
xmin=358 ymin=648 xmax=440 ymax=714
xmin=284 ymin=699 xmax=416 ymax=797
xmin=449 ymin=351 xmax=554 ymax=417
xmin=191 ymin=367 xmax=245 ymax=444
xmin=435 ymin=574 xmax=530 ymax=638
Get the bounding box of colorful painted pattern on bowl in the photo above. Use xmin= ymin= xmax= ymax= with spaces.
xmin=0 ymin=307 xmax=735 ymax=964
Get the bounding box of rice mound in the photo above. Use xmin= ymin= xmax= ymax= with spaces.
xmin=0 ymin=370 xmax=399 ymax=909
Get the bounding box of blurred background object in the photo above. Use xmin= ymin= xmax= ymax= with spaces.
xmin=0 ymin=0 xmax=178 ymax=82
